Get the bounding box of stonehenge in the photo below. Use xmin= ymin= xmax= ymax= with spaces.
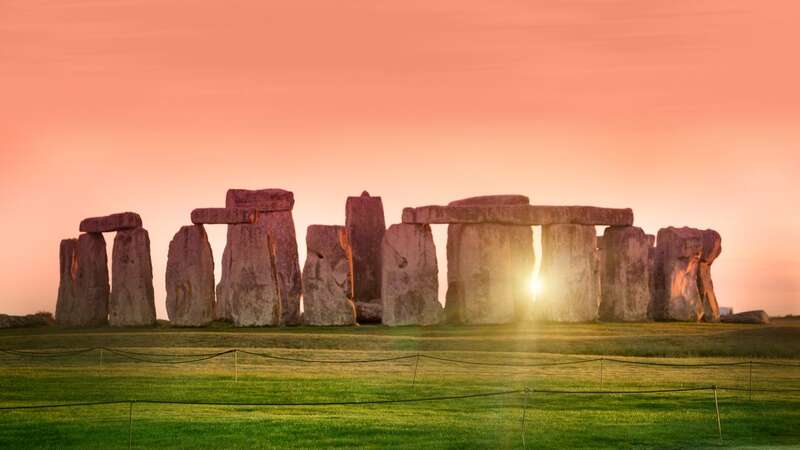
xmin=445 ymin=195 xmax=534 ymax=324
xmin=346 ymin=191 xmax=386 ymax=322
xmin=598 ymin=227 xmax=655 ymax=322
xmin=534 ymin=224 xmax=600 ymax=322
xmin=217 ymin=189 xmax=302 ymax=326
xmin=57 ymin=212 xmax=154 ymax=327
xmin=55 ymin=233 xmax=110 ymax=326
xmin=651 ymin=227 xmax=722 ymax=322
xmin=166 ymin=225 xmax=215 ymax=327
xmin=301 ymin=226 xmax=356 ymax=326
xmin=110 ymin=227 xmax=156 ymax=326
xmin=55 ymin=188 xmax=737 ymax=328
xmin=382 ymin=224 xmax=443 ymax=326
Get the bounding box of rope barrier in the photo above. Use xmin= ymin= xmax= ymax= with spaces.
xmin=2 ymin=347 xmax=799 ymax=369
xmin=420 ymin=354 xmax=601 ymax=367
xmin=237 ymin=349 xmax=418 ymax=364
xmin=0 ymin=389 xmax=525 ymax=411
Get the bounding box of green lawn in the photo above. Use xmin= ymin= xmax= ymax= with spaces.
xmin=1 ymin=320 xmax=799 ymax=449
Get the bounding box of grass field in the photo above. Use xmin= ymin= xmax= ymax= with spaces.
xmin=1 ymin=320 xmax=799 ymax=449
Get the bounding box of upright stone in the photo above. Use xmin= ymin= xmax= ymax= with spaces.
xmin=599 ymin=226 xmax=654 ymax=322
xmin=302 ymin=225 xmax=356 ymax=326
xmin=216 ymin=222 xmax=282 ymax=326
xmin=166 ymin=225 xmax=215 ymax=327
xmin=382 ymin=224 xmax=443 ymax=326
xmin=651 ymin=227 xmax=708 ymax=321
xmin=222 ymin=188 xmax=301 ymax=325
xmin=345 ymin=192 xmax=386 ymax=320
xmin=110 ymin=228 xmax=156 ymax=326
xmin=55 ymin=233 xmax=109 ymax=326
xmin=445 ymin=195 xmax=534 ymax=324
xmin=535 ymin=224 xmax=600 ymax=322
xmin=698 ymin=230 xmax=722 ymax=322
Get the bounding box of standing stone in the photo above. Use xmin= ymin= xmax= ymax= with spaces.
xmin=599 ymin=226 xmax=654 ymax=322
xmin=221 ymin=189 xmax=301 ymax=325
xmin=698 ymin=230 xmax=722 ymax=322
xmin=651 ymin=227 xmax=705 ymax=321
xmin=382 ymin=224 xmax=443 ymax=326
xmin=535 ymin=224 xmax=600 ymax=322
xmin=445 ymin=195 xmax=534 ymax=324
xmin=216 ymin=222 xmax=282 ymax=326
xmin=110 ymin=228 xmax=156 ymax=326
xmin=345 ymin=191 xmax=386 ymax=320
xmin=302 ymin=225 xmax=356 ymax=326
xmin=55 ymin=233 xmax=109 ymax=326
xmin=165 ymin=225 xmax=215 ymax=327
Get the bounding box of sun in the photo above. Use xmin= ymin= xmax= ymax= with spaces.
xmin=529 ymin=273 xmax=544 ymax=296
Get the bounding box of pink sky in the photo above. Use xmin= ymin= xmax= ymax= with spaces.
xmin=1 ymin=0 xmax=798 ymax=318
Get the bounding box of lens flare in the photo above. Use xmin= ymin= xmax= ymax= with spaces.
xmin=529 ymin=274 xmax=544 ymax=296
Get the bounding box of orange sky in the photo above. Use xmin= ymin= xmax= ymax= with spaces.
xmin=1 ymin=0 xmax=798 ymax=318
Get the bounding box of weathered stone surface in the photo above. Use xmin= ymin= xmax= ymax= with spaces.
xmin=225 ymin=188 xmax=294 ymax=211
xmin=262 ymin=211 xmax=302 ymax=325
xmin=165 ymin=225 xmax=215 ymax=327
xmin=0 ymin=312 xmax=53 ymax=329
xmin=346 ymin=192 xmax=386 ymax=311
xmin=215 ymin=222 xmax=282 ymax=326
xmin=402 ymin=205 xmax=633 ymax=226
xmin=445 ymin=196 xmax=534 ymax=324
xmin=302 ymin=225 xmax=356 ymax=326
xmin=79 ymin=212 xmax=142 ymax=233
xmin=535 ymin=224 xmax=600 ymax=322
xmin=382 ymin=224 xmax=443 ymax=326
xmin=599 ymin=226 xmax=654 ymax=322
xmin=55 ymin=234 xmax=109 ymax=326
xmin=699 ymin=230 xmax=722 ymax=322
xmin=651 ymin=227 xmax=702 ymax=321
xmin=449 ymin=195 xmax=530 ymax=207
xmin=721 ymin=310 xmax=769 ymax=324
xmin=222 ymin=189 xmax=302 ymax=325
xmin=110 ymin=228 xmax=156 ymax=326
xmin=191 ymin=208 xmax=255 ymax=225
xmin=354 ymin=302 xmax=382 ymax=324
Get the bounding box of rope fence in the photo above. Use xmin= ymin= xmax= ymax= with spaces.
xmin=3 ymin=347 xmax=799 ymax=368
xmin=4 ymin=385 xmax=798 ymax=449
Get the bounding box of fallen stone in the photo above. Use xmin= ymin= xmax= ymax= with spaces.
xmin=215 ymin=222 xmax=282 ymax=326
xmin=225 ymin=188 xmax=294 ymax=211
xmin=402 ymin=204 xmax=633 ymax=226
xmin=191 ymin=208 xmax=255 ymax=225
xmin=55 ymin=233 xmax=109 ymax=326
xmin=346 ymin=191 xmax=386 ymax=308
xmin=79 ymin=212 xmax=142 ymax=233
xmin=224 ymin=189 xmax=301 ymax=325
xmin=599 ymin=226 xmax=654 ymax=322
xmin=651 ymin=227 xmax=705 ymax=322
xmin=0 ymin=312 xmax=53 ymax=329
xmin=534 ymin=224 xmax=600 ymax=322
xmin=721 ymin=310 xmax=769 ymax=324
xmin=166 ymin=225 xmax=215 ymax=327
xmin=109 ymin=228 xmax=156 ymax=326
xmin=354 ymin=302 xmax=382 ymax=324
xmin=302 ymin=225 xmax=356 ymax=326
xmin=382 ymin=224 xmax=443 ymax=326
xmin=445 ymin=196 xmax=534 ymax=324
